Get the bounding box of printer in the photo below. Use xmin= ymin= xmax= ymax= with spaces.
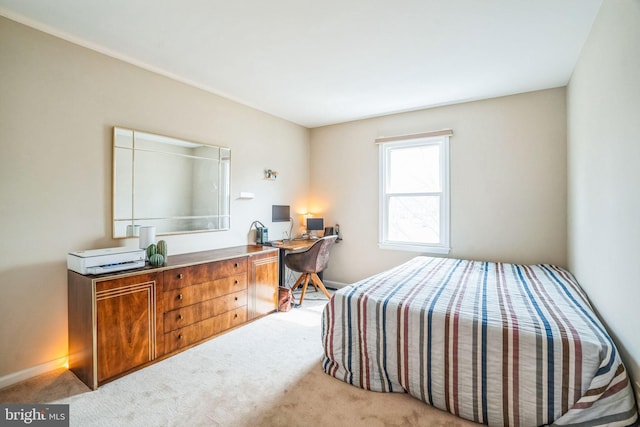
xmin=67 ymin=247 xmax=146 ymax=275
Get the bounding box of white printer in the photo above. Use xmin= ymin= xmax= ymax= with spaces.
xmin=67 ymin=247 xmax=146 ymax=275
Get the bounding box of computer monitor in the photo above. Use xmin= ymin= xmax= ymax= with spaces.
xmin=272 ymin=205 xmax=290 ymax=222
xmin=306 ymin=218 xmax=324 ymax=238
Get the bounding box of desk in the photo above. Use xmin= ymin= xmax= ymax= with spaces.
xmin=267 ymin=239 xmax=319 ymax=287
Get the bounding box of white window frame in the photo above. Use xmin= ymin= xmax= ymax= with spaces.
xmin=378 ymin=134 xmax=450 ymax=254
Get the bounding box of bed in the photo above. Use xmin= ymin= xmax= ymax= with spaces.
xmin=321 ymin=256 xmax=638 ymax=426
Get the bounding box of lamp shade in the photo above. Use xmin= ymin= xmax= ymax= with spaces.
xmin=139 ymin=226 xmax=156 ymax=250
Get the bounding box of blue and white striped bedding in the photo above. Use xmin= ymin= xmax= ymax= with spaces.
xmin=321 ymin=256 xmax=638 ymax=426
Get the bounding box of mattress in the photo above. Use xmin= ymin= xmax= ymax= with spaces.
xmin=321 ymin=256 xmax=638 ymax=426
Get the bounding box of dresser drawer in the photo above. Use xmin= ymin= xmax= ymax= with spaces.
xmin=164 ymin=258 xmax=248 ymax=291
xmin=162 ymin=274 xmax=247 ymax=309
xmin=163 ymin=290 xmax=247 ymax=332
xmin=96 ymin=272 xmax=159 ymax=293
xmin=164 ymin=307 xmax=247 ymax=353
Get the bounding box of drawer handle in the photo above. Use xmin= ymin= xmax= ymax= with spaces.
xmin=178 ymin=273 xmax=183 ymax=279
xmin=235 ymin=296 xmax=238 ymax=301
xmin=234 ymin=263 xmax=239 ymax=268
xmin=178 ymin=293 xmax=183 ymax=300
xmin=234 ymin=280 xmax=239 ymax=285
xmin=234 ymin=313 xmax=238 ymax=319
xmin=178 ymin=334 xmax=183 ymax=340
xmin=178 ymin=314 xmax=183 ymax=320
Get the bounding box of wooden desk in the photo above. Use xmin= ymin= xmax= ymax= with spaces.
xmin=276 ymin=239 xmax=318 ymax=251
xmin=267 ymin=239 xmax=318 ymax=287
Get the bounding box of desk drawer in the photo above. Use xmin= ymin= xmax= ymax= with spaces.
xmin=163 ymin=290 xmax=247 ymax=332
xmin=162 ymin=274 xmax=247 ymax=309
xmin=164 ymin=258 xmax=248 ymax=291
xmin=164 ymin=307 xmax=247 ymax=353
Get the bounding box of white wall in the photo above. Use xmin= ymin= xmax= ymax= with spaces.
xmin=310 ymin=88 xmax=567 ymax=285
xmin=567 ymin=0 xmax=640 ymax=398
xmin=0 ymin=17 xmax=310 ymax=379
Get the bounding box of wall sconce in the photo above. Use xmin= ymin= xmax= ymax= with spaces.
xmin=264 ymin=169 xmax=278 ymax=180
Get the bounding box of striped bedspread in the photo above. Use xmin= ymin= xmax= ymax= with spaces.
xmin=321 ymin=256 xmax=638 ymax=426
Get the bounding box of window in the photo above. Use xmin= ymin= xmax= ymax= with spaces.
xmin=378 ymin=132 xmax=450 ymax=254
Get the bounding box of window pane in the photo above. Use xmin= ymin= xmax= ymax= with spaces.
xmin=388 ymin=145 xmax=440 ymax=193
xmin=388 ymin=196 xmax=440 ymax=244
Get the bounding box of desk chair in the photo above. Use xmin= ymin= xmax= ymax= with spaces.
xmin=284 ymin=235 xmax=337 ymax=305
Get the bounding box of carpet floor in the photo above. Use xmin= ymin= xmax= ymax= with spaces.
xmin=0 ymin=293 xmax=477 ymax=427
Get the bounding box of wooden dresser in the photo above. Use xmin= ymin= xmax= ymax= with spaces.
xmin=68 ymin=245 xmax=279 ymax=390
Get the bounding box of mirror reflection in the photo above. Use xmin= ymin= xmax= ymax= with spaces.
xmin=113 ymin=127 xmax=230 ymax=238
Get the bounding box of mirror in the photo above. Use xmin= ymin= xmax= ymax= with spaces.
xmin=113 ymin=127 xmax=230 ymax=238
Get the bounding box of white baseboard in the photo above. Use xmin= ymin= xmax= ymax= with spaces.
xmin=0 ymin=357 xmax=68 ymax=390
xmin=324 ymin=280 xmax=349 ymax=290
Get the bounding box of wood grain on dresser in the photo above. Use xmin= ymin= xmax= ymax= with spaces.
xmin=95 ymin=273 xmax=159 ymax=382
xmin=163 ymin=290 xmax=247 ymax=333
xmin=248 ymin=252 xmax=279 ymax=319
xmin=164 ymin=307 xmax=248 ymax=353
xmin=163 ymin=258 xmax=247 ymax=291
xmin=161 ymin=275 xmax=247 ymax=308
xmin=67 ymin=245 xmax=278 ymax=389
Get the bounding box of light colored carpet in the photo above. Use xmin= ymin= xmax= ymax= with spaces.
xmin=0 ymin=294 xmax=478 ymax=427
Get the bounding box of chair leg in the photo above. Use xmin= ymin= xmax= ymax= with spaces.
xmin=299 ymin=274 xmax=311 ymax=305
xmin=311 ymin=273 xmax=332 ymax=299
xmin=290 ymin=274 xmax=306 ymax=293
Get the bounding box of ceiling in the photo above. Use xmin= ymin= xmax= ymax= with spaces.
xmin=0 ymin=0 xmax=602 ymax=128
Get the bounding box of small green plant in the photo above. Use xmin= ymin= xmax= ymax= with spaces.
xmin=146 ymin=243 xmax=157 ymax=259
xmin=157 ymin=240 xmax=168 ymax=258
xmin=149 ymin=253 xmax=165 ymax=267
